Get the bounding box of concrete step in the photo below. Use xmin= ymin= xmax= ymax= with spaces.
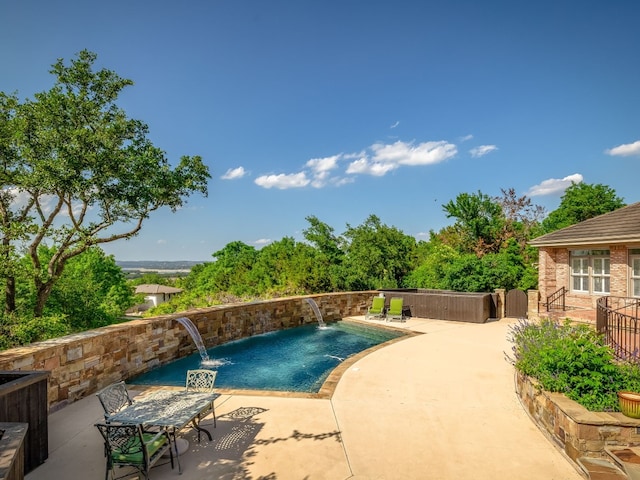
xmin=605 ymin=447 xmax=640 ymax=480
xmin=577 ymin=456 xmax=627 ymax=480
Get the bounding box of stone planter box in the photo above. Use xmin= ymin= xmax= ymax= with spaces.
xmin=515 ymin=371 xmax=640 ymax=464
xmin=0 ymin=423 xmax=27 ymax=480
xmin=0 ymin=371 xmax=49 ymax=474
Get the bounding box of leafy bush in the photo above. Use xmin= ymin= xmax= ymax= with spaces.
xmin=507 ymin=318 xmax=640 ymax=411
xmin=0 ymin=313 xmax=71 ymax=350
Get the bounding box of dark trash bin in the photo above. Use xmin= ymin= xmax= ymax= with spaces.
xmin=0 ymin=371 xmax=49 ymax=474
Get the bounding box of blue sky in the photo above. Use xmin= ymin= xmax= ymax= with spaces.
xmin=2 ymin=1 xmax=640 ymax=261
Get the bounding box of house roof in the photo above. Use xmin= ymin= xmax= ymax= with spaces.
xmin=134 ymin=284 xmax=183 ymax=294
xmin=529 ymin=201 xmax=640 ymax=247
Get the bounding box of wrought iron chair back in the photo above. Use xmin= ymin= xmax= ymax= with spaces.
xmin=95 ymin=423 xmax=173 ymax=480
xmin=185 ymin=369 xmax=217 ymax=439
xmin=96 ymin=381 xmax=133 ymax=421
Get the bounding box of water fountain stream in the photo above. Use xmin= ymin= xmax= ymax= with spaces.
xmin=176 ymin=316 xmax=210 ymax=363
xmin=305 ymin=298 xmax=327 ymax=329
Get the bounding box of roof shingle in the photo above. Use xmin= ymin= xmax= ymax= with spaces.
xmin=529 ymin=202 xmax=640 ymax=247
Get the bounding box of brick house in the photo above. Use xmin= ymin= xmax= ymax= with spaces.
xmin=529 ymin=202 xmax=640 ymax=318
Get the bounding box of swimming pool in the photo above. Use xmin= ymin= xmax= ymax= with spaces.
xmin=128 ymin=320 xmax=405 ymax=393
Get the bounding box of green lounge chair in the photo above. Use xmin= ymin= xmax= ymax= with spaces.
xmin=366 ymin=296 xmax=386 ymax=320
xmin=386 ymin=297 xmax=406 ymax=322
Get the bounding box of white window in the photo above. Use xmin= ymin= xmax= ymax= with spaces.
xmin=592 ymin=257 xmax=610 ymax=294
xmin=630 ymin=249 xmax=640 ymax=297
xmin=570 ymin=250 xmax=610 ymax=294
xmin=571 ymin=255 xmax=589 ymax=292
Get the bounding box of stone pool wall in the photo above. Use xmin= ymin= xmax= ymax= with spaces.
xmin=0 ymin=292 xmax=374 ymax=411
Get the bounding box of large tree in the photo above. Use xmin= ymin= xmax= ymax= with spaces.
xmin=541 ymin=182 xmax=625 ymax=233
xmin=342 ymin=214 xmax=416 ymax=290
xmin=302 ymin=215 xmax=345 ymax=291
xmin=0 ymin=50 xmax=210 ymax=316
xmin=442 ymin=191 xmax=504 ymax=255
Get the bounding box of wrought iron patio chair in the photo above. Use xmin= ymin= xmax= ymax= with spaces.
xmin=95 ymin=423 xmax=174 ymax=480
xmin=185 ymin=369 xmax=217 ymax=442
xmin=365 ymin=296 xmax=386 ymax=320
xmin=386 ymin=297 xmax=406 ymax=322
xmin=96 ymin=381 xmax=133 ymax=422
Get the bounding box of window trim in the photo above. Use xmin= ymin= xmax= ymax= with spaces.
xmin=630 ymin=249 xmax=640 ymax=298
xmin=569 ymin=249 xmax=610 ymax=295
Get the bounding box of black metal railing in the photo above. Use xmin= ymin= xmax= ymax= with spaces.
xmin=597 ymin=296 xmax=640 ymax=362
xmin=546 ymin=286 xmax=566 ymax=312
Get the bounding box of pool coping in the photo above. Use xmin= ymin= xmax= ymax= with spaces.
xmin=128 ymin=317 xmax=421 ymax=400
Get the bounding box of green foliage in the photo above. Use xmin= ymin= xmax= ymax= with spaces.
xmin=0 ymin=312 xmax=71 ymax=350
xmin=507 ymin=318 xmax=640 ymax=411
xmin=443 ymin=251 xmax=521 ymax=292
xmin=204 ymin=241 xmax=259 ymax=296
xmin=0 ymin=247 xmax=133 ymax=347
xmin=541 ymin=182 xmax=625 ymax=233
xmin=341 ymin=214 xmax=417 ymax=290
xmin=442 ymin=191 xmax=504 ymax=255
xmin=302 ymin=216 xmax=345 ymax=292
xmin=19 ymin=247 xmax=134 ymax=330
xmin=402 ymin=240 xmax=459 ymax=289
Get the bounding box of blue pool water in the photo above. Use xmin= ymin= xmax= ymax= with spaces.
xmin=129 ymin=321 xmax=404 ymax=393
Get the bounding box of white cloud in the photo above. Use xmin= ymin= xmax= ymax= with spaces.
xmin=253 ymin=238 xmax=272 ymax=246
xmin=334 ymin=176 xmax=356 ymax=186
xmin=306 ymin=155 xmax=340 ymax=174
xmin=605 ymin=140 xmax=640 ymax=157
xmin=459 ymin=134 xmax=473 ymax=142
xmin=527 ymin=173 xmax=584 ymax=196
xmin=254 ymin=172 xmax=310 ymax=189
xmin=390 ymin=120 xmax=400 ymax=129
xmin=371 ymin=140 xmax=457 ymax=166
xmin=254 ymin=138 xmax=458 ymax=189
xmin=221 ymin=166 xmax=246 ymax=180
xmin=345 ymin=158 xmax=397 ymax=176
xmin=306 ymin=155 xmax=342 ymax=187
xmin=469 ymin=145 xmax=498 ymax=157
xmin=157 ymin=239 xmax=167 ymax=245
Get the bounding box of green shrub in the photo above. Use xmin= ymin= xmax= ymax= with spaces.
xmin=507 ymin=318 xmax=640 ymax=411
xmin=0 ymin=313 xmax=71 ymax=350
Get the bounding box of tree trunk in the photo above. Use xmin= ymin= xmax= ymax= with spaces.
xmin=4 ymin=275 xmax=16 ymax=314
xmin=33 ymin=282 xmax=54 ymax=318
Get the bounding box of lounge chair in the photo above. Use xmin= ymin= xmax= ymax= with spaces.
xmin=186 ymin=369 xmax=217 ymax=442
xmin=365 ymin=296 xmax=386 ymax=320
xmin=386 ymin=297 xmax=406 ymax=322
xmin=96 ymin=381 xmax=133 ymax=422
xmin=95 ymin=423 xmax=174 ymax=480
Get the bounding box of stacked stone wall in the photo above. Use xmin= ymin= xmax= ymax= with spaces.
xmin=515 ymin=371 xmax=640 ymax=464
xmin=0 ymin=292 xmax=374 ymax=411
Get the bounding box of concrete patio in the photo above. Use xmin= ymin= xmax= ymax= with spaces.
xmin=24 ymin=316 xmax=585 ymax=480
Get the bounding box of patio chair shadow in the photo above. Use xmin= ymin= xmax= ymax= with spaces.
xmin=166 ymin=406 xmax=340 ymax=480
xmin=165 ymin=406 xmax=269 ymax=479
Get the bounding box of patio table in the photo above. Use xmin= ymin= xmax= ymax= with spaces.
xmin=108 ymin=389 xmax=216 ymax=473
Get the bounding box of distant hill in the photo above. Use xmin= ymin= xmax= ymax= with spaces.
xmin=117 ymin=260 xmax=206 ymax=271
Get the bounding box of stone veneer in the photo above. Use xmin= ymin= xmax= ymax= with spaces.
xmin=0 ymin=292 xmax=374 ymax=412
xmin=515 ymin=371 xmax=640 ymax=464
